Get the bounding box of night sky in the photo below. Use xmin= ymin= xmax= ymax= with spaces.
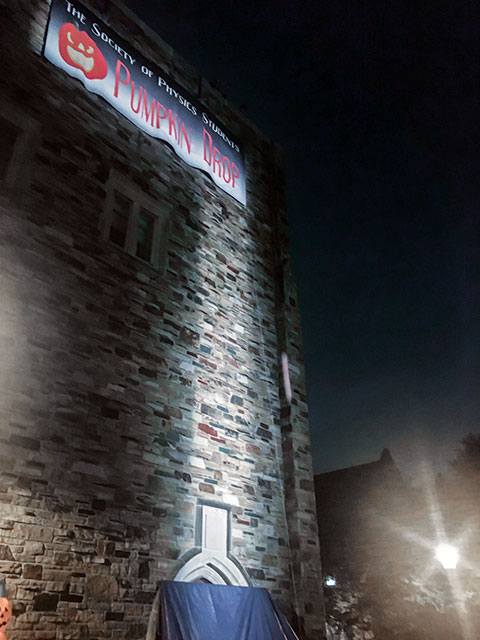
xmin=123 ymin=0 xmax=479 ymax=480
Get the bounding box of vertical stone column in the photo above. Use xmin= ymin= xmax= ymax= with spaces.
xmin=268 ymin=144 xmax=326 ymax=640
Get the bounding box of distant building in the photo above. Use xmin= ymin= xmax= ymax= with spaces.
xmin=315 ymin=448 xmax=406 ymax=579
xmin=0 ymin=1 xmax=324 ymax=637
xmin=314 ymin=450 xmax=479 ymax=640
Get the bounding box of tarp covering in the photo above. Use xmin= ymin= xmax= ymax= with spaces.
xmin=159 ymin=581 xmax=299 ymax=640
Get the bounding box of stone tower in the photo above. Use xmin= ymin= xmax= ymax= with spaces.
xmin=0 ymin=0 xmax=325 ymax=637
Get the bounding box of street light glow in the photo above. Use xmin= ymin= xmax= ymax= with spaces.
xmin=435 ymin=543 xmax=459 ymax=570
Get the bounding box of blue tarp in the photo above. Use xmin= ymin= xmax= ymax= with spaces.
xmin=160 ymin=581 xmax=299 ymax=640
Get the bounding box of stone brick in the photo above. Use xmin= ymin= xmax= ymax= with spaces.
xmin=33 ymin=593 xmax=59 ymax=612
xmin=138 ymin=561 xmax=150 ymax=579
xmin=247 ymin=568 xmax=265 ymax=581
xmin=23 ymin=564 xmax=43 ymax=580
xmin=199 ymin=483 xmax=215 ymax=494
xmin=85 ymin=575 xmax=119 ymax=601
xmin=0 ymin=545 xmax=14 ymax=561
xmin=22 ymin=542 xmax=44 ymax=558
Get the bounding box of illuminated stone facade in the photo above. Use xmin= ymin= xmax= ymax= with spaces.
xmin=0 ymin=1 xmax=324 ymax=637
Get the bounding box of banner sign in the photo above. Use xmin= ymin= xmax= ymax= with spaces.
xmin=44 ymin=0 xmax=246 ymax=205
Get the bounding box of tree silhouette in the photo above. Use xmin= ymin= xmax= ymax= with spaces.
xmin=451 ymin=432 xmax=480 ymax=476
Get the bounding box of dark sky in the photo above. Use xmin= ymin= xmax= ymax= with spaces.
xmin=123 ymin=0 xmax=479 ymax=479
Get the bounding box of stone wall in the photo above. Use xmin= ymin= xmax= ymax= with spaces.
xmin=0 ymin=0 xmax=323 ymax=637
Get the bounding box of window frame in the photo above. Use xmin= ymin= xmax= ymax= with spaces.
xmin=0 ymin=102 xmax=38 ymax=196
xmin=101 ymin=170 xmax=169 ymax=270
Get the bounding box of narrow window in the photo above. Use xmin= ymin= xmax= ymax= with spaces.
xmin=136 ymin=207 xmax=155 ymax=261
xmin=110 ymin=190 xmax=132 ymax=248
xmin=0 ymin=106 xmax=37 ymax=196
xmin=281 ymin=351 xmax=292 ymax=404
xmin=0 ymin=116 xmax=20 ymax=181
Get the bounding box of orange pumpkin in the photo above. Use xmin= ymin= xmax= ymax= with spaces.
xmin=58 ymin=22 xmax=108 ymax=80
xmin=0 ymin=580 xmax=11 ymax=640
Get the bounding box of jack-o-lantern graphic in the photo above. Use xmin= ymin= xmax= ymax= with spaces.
xmin=0 ymin=580 xmax=11 ymax=640
xmin=58 ymin=22 xmax=107 ymax=80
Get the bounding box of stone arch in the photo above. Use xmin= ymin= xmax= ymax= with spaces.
xmin=173 ymin=551 xmax=249 ymax=586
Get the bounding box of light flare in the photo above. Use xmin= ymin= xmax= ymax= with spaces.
xmin=435 ymin=543 xmax=459 ymax=570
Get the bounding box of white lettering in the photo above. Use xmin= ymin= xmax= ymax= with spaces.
xmin=64 ymin=1 xmax=86 ymax=23
xmin=90 ymin=24 xmax=136 ymax=65
xmin=157 ymin=77 xmax=196 ymax=115
xmin=201 ymin=112 xmax=239 ymax=152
